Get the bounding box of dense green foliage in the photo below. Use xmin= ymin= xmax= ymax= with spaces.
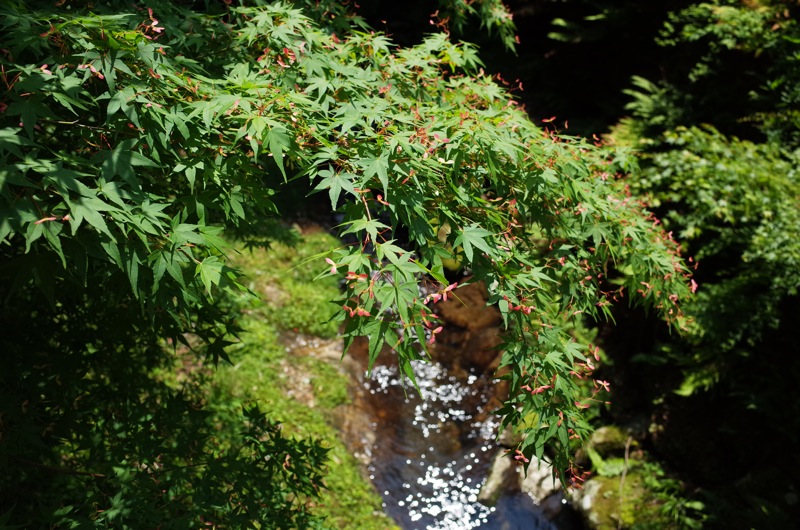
xmin=0 ymin=0 xmax=708 ymax=527
xmin=0 ymin=279 xmax=331 ymax=528
xmin=631 ymin=126 xmax=799 ymax=380
xmin=538 ymin=0 xmax=800 ymax=526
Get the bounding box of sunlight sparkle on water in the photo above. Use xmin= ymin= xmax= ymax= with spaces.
xmin=364 ymin=361 xmax=501 ymax=529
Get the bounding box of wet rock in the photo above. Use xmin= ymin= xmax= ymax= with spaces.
xmin=433 ymin=282 xmax=504 ymax=372
xmin=436 ymin=281 xmax=502 ymax=331
xmin=570 ymin=479 xmax=603 ymax=528
xmin=479 ymin=450 xmax=571 ymax=523
xmin=477 ymin=448 xmax=562 ymax=505
xmin=497 ymin=425 xmax=521 ymax=448
xmin=539 ymin=492 xmax=572 ymax=522
xmin=477 ymin=451 xmax=517 ymax=506
xmin=520 ymin=456 xmax=561 ymax=502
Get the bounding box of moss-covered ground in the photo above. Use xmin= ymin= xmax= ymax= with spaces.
xmin=210 ymin=228 xmax=397 ymax=529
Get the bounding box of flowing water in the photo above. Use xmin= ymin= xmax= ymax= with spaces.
xmin=287 ymin=276 xmax=584 ymax=529
xmin=358 ymin=357 xmax=582 ymax=530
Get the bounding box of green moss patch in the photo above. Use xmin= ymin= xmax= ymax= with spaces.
xmin=205 ymin=228 xmax=397 ymax=529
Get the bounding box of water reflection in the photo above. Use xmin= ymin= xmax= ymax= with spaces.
xmin=363 ymin=360 xmax=566 ymax=530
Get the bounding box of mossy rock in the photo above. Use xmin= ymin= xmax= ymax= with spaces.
xmin=590 ymin=425 xmax=633 ymax=456
xmin=573 ymin=472 xmax=666 ymax=530
xmin=576 ymin=425 xmax=635 ymax=468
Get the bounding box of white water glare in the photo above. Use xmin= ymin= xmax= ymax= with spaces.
xmin=365 ymin=360 xmax=507 ymax=529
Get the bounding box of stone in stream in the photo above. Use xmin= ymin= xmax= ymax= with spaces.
xmin=477 ymin=451 xmax=562 ymax=508
xmin=432 ymin=281 xmax=505 ymax=373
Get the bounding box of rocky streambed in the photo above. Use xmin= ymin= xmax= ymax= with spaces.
xmin=286 ymin=282 xmax=585 ymax=529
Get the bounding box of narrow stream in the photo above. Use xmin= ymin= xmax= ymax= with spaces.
xmin=359 ymin=358 xmax=581 ymax=530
